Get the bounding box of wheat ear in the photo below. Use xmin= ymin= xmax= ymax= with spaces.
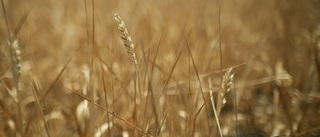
xmin=216 ymin=68 xmax=234 ymax=116
xmin=8 ymin=39 xmax=21 ymax=78
xmin=114 ymin=13 xmax=138 ymax=64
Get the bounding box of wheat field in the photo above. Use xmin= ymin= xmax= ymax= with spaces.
xmin=1 ymin=0 xmax=320 ymax=136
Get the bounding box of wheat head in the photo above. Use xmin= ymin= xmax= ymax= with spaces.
xmin=8 ymin=39 xmax=21 ymax=79
xmin=114 ymin=13 xmax=138 ymax=64
xmin=217 ymin=68 xmax=234 ymax=116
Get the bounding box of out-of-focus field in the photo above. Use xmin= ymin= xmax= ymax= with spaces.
xmin=1 ymin=0 xmax=320 ymax=136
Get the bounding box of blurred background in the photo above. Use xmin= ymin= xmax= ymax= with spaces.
xmin=1 ymin=0 xmax=320 ymax=136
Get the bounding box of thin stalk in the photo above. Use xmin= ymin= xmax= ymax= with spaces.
xmin=234 ymin=77 xmax=238 ymax=137
xmin=140 ymin=39 xmax=159 ymax=130
xmin=1 ymin=0 xmax=23 ymax=135
xmin=31 ymin=83 xmax=51 ymax=137
xmin=71 ymin=89 xmax=152 ymax=136
xmin=218 ymin=7 xmax=224 ymax=137
xmin=208 ymin=78 xmax=223 ymax=137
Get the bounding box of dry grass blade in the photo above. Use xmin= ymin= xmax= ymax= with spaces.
xmin=40 ymin=56 xmax=72 ymax=102
xmin=0 ymin=80 xmax=18 ymax=102
xmin=156 ymin=43 xmax=185 ymax=103
xmin=141 ymin=39 xmax=160 ymax=130
xmin=185 ymin=40 xmax=212 ymax=137
xmin=84 ymin=0 xmax=94 ymax=47
xmin=84 ymin=0 xmax=95 ymax=111
xmin=1 ymin=0 xmax=10 ymax=35
xmin=30 ymin=83 xmax=51 ymax=137
xmin=13 ymin=11 xmax=28 ymax=36
xmin=156 ymin=109 xmax=170 ymax=136
xmin=71 ymin=89 xmax=153 ymax=136
xmin=0 ymin=52 xmax=10 ymax=77
xmin=208 ymin=78 xmax=223 ymax=137
xmin=166 ymin=63 xmax=245 ymax=90
xmin=233 ymin=78 xmax=238 ymax=137
xmin=101 ymin=69 xmax=112 ymax=137
xmin=151 ymin=27 xmax=165 ymax=77
xmin=198 ymin=63 xmax=245 ymax=78
xmin=97 ymin=56 xmax=135 ymax=102
xmin=192 ymin=92 xmax=215 ymax=137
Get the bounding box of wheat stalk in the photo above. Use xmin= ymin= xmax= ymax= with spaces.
xmin=8 ymin=37 xmax=24 ymax=135
xmin=7 ymin=35 xmax=24 ymax=136
xmin=114 ymin=13 xmax=144 ymax=125
xmin=1 ymin=0 xmax=24 ymax=134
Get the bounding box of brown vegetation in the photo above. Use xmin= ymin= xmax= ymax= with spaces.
xmin=1 ymin=0 xmax=320 ymax=136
